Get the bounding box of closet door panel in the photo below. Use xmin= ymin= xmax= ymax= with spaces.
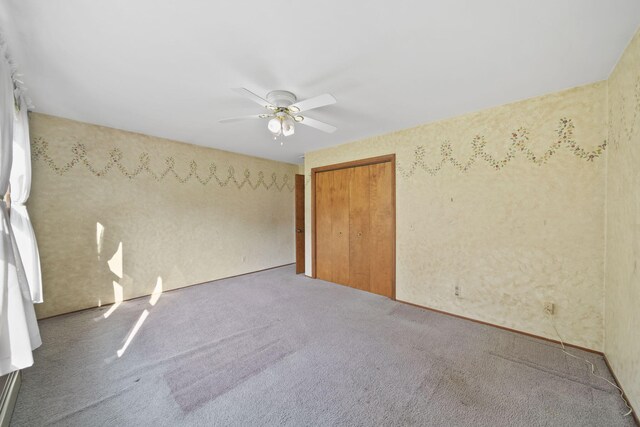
xmin=330 ymin=168 xmax=351 ymax=285
xmin=349 ymin=165 xmax=371 ymax=291
xmin=369 ymin=162 xmax=394 ymax=298
xmin=315 ymin=171 xmax=333 ymax=281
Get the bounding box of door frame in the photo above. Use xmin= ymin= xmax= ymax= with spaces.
xmin=295 ymin=174 xmax=305 ymax=274
xmin=310 ymin=154 xmax=396 ymax=299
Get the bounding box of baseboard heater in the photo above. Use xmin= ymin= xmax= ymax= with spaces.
xmin=0 ymin=371 xmax=21 ymax=427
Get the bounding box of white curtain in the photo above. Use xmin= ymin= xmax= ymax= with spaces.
xmin=10 ymin=95 xmax=42 ymax=303
xmin=0 ymin=52 xmax=41 ymax=376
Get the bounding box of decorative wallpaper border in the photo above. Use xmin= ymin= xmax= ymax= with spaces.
xmin=31 ymin=138 xmax=295 ymax=192
xmin=397 ymin=118 xmax=607 ymax=178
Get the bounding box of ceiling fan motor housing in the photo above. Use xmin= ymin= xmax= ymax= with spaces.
xmin=266 ymin=90 xmax=297 ymax=108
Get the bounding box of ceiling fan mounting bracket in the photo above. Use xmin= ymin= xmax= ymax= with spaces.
xmin=266 ymin=90 xmax=297 ymax=108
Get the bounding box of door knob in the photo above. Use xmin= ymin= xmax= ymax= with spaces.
xmin=357 ymin=232 xmax=362 ymax=237
xmin=296 ymin=229 xmax=303 ymax=233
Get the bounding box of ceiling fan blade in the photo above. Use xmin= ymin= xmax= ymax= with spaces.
xmin=219 ymin=114 xmax=272 ymax=123
xmin=297 ymin=116 xmax=337 ymax=133
xmin=288 ymin=93 xmax=336 ymax=113
xmin=232 ymin=87 xmax=275 ymax=109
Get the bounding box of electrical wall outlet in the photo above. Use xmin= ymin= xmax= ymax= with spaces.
xmin=454 ymin=285 xmax=461 ymax=297
xmin=544 ymin=302 xmax=555 ymax=315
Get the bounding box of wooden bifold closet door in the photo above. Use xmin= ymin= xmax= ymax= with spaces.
xmin=314 ymin=157 xmax=394 ymax=298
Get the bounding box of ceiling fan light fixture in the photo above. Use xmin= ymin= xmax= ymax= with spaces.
xmin=282 ymin=116 xmax=295 ymax=136
xmin=288 ymin=106 xmax=300 ymax=113
xmin=294 ymin=115 xmax=304 ymax=123
xmin=267 ymin=117 xmax=283 ymax=135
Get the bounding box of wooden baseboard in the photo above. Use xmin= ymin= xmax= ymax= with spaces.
xmin=396 ymin=299 xmax=602 ymax=355
xmin=0 ymin=371 xmax=21 ymax=427
xmin=603 ymin=355 xmax=639 ymax=425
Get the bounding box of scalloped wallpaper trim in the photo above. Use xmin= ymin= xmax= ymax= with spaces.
xmin=31 ymin=137 xmax=295 ymax=192
xmin=397 ymin=117 xmax=606 ymax=177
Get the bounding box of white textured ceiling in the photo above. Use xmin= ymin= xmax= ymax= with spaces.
xmin=1 ymin=1 xmax=639 ymax=164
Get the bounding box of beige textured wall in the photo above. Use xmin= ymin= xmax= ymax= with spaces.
xmin=305 ymin=82 xmax=608 ymax=350
xmin=29 ymin=113 xmax=297 ymax=318
xmin=605 ymin=28 xmax=640 ymax=412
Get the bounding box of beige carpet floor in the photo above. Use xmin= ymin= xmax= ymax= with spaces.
xmin=11 ymin=265 xmax=634 ymax=426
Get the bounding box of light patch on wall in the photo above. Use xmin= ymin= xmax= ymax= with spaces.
xmin=96 ymin=222 xmax=104 ymax=255
xmin=150 ymin=277 xmax=163 ymax=306
xmin=102 ymin=282 xmax=123 ymax=319
xmin=107 ymin=242 xmax=123 ymax=279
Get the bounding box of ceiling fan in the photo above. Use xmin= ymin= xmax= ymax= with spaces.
xmin=220 ymin=88 xmax=337 ymax=143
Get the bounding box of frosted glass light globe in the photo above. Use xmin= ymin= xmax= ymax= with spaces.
xmin=282 ymin=117 xmax=295 ymax=136
xmin=268 ymin=117 xmax=282 ymax=135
